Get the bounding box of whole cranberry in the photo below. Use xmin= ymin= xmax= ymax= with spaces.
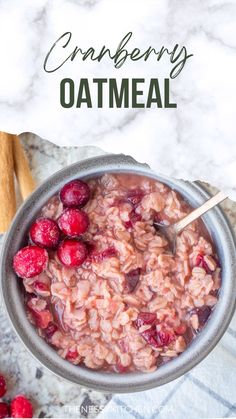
xmin=10 ymin=395 xmax=33 ymax=418
xmin=29 ymin=218 xmax=60 ymax=249
xmin=57 ymin=239 xmax=88 ymax=268
xmin=0 ymin=402 xmax=9 ymax=418
xmin=60 ymin=179 xmax=90 ymax=208
xmin=13 ymin=246 xmax=48 ymax=278
xmin=58 ymin=209 xmax=89 ymax=237
xmin=0 ymin=375 xmax=6 ymax=398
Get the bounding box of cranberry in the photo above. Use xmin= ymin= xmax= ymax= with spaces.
xmin=153 ymin=211 xmax=166 ymax=225
xmin=29 ymin=218 xmax=60 ymax=249
xmin=10 ymin=395 xmax=33 ymax=418
xmin=13 ymin=246 xmax=48 ymax=279
xmin=175 ymin=324 xmax=187 ymax=335
xmin=44 ymin=322 xmax=58 ymax=339
xmin=0 ymin=375 xmax=6 ymax=398
xmin=60 ymin=179 xmax=90 ymax=208
xmin=0 ymin=403 xmax=9 ymax=419
xmin=156 ymin=328 xmax=175 ymax=347
xmin=125 ymin=268 xmax=141 ymax=292
xmin=196 ymin=306 xmax=212 ymax=327
xmin=89 ymin=246 xmax=117 ymax=263
xmin=34 ymin=281 xmax=50 ymax=294
xmin=58 ymin=209 xmax=89 ymax=237
xmin=114 ymin=362 xmax=128 ymax=373
xmin=31 ymin=309 xmax=53 ymax=329
xmin=139 ymin=320 xmax=175 ymax=348
xmin=57 ymin=239 xmax=88 ymax=267
xmin=127 ymin=189 xmax=144 ymax=207
xmin=141 ymin=327 xmax=160 ymax=348
xmin=136 ymin=312 xmax=157 ymax=328
xmin=124 ymin=210 xmax=142 ymax=229
xmin=66 ymin=350 xmax=78 ymax=361
xmin=195 ymin=253 xmax=217 ymax=274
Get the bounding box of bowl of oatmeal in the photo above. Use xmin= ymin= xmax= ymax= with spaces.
xmin=1 ymin=154 xmax=236 ymax=392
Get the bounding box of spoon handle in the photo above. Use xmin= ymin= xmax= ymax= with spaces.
xmin=174 ymin=190 xmax=227 ymax=234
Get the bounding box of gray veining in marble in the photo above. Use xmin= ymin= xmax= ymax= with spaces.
xmin=0 ymin=0 xmax=235 ymax=197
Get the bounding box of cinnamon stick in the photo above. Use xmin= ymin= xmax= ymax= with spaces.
xmin=12 ymin=136 xmax=35 ymax=200
xmin=0 ymin=132 xmax=16 ymax=233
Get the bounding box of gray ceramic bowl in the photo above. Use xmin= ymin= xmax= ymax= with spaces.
xmin=1 ymin=154 xmax=236 ymax=393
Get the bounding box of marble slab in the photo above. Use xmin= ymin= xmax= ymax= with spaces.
xmin=0 ymin=0 xmax=235 ymax=198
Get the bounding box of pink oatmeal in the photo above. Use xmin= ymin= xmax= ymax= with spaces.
xmin=20 ymin=174 xmax=221 ymax=373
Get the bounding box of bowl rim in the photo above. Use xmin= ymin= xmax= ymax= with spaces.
xmin=1 ymin=153 xmax=236 ymax=393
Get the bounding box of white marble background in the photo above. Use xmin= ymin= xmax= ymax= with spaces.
xmin=0 ymin=0 xmax=235 ymax=197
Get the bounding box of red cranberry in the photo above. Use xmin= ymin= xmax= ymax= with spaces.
xmin=58 ymin=209 xmax=89 ymax=237
xmin=125 ymin=268 xmax=141 ymax=292
xmin=29 ymin=218 xmax=60 ymax=249
xmin=155 ymin=328 xmax=175 ymax=347
xmin=44 ymin=322 xmax=58 ymax=339
xmin=195 ymin=253 xmax=218 ymax=274
xmin=0 ymin=375 xmax=7 ymax=398
xmin=196 ymin=306 xmax=212 ymax=327
xmin=127 ymin=189 xmax=144 ymax=207
xmin=31 ymin=309 xmax=53 ymax=329
xmin=0 ymin=403 xmax=9 ymax=419
xmin=89 ymin=246 xmax=117 ymax=263
xmin=140 ymin=324 xmax=175 ymax=348
xmin=136 ymin=312 xmax=157 ymax=328
xmin=34 ymin=281 xmax=50 ymax=293
xmin=124 ymin=210 xmax=142 ymax=229
xmin=57 ymin=239 xmax=88 ymax=267
xmin=60 ymin=179 xmax=90 ymax=208
xmin=114 ymin=362 xmax=128 ymax=373
xmin=141 ymin=327 xmax=160 ymax=348
xmin=13 ymin=246 xmax=48 ymax=279
xmin=175 ymin=324 xmax=187 ymax=335
xmin=153 ymin=211 xmax=164 ymax=224
xmin=66 ymin=350 xmax=78 ymax=361
xmin=10 ymin=395 xmax=33 ymax=418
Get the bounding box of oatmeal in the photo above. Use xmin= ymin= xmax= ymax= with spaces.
xmin=13 ymin=174 xmax=221 ymax=373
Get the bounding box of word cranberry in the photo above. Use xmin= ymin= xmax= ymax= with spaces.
xmin=13 ymin=246 xmax=48 ymax=279
xmin=10 ymin=395 xmax=33 ymax=418
xmin=58 ymin=208 xmax=89 ymax=237
xmin=57 ymin=239 xmax=88 ymax=267
xmin=60 ymin=179 xmax=90 ymax=208
xmin=29 ymin=218 xmax=60 ymax=249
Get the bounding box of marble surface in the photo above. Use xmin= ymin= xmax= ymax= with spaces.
xmin=0 ymin=134 xmax=236 ymax=418
xmin=0 ymin=0 xmax=235 ymax=197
